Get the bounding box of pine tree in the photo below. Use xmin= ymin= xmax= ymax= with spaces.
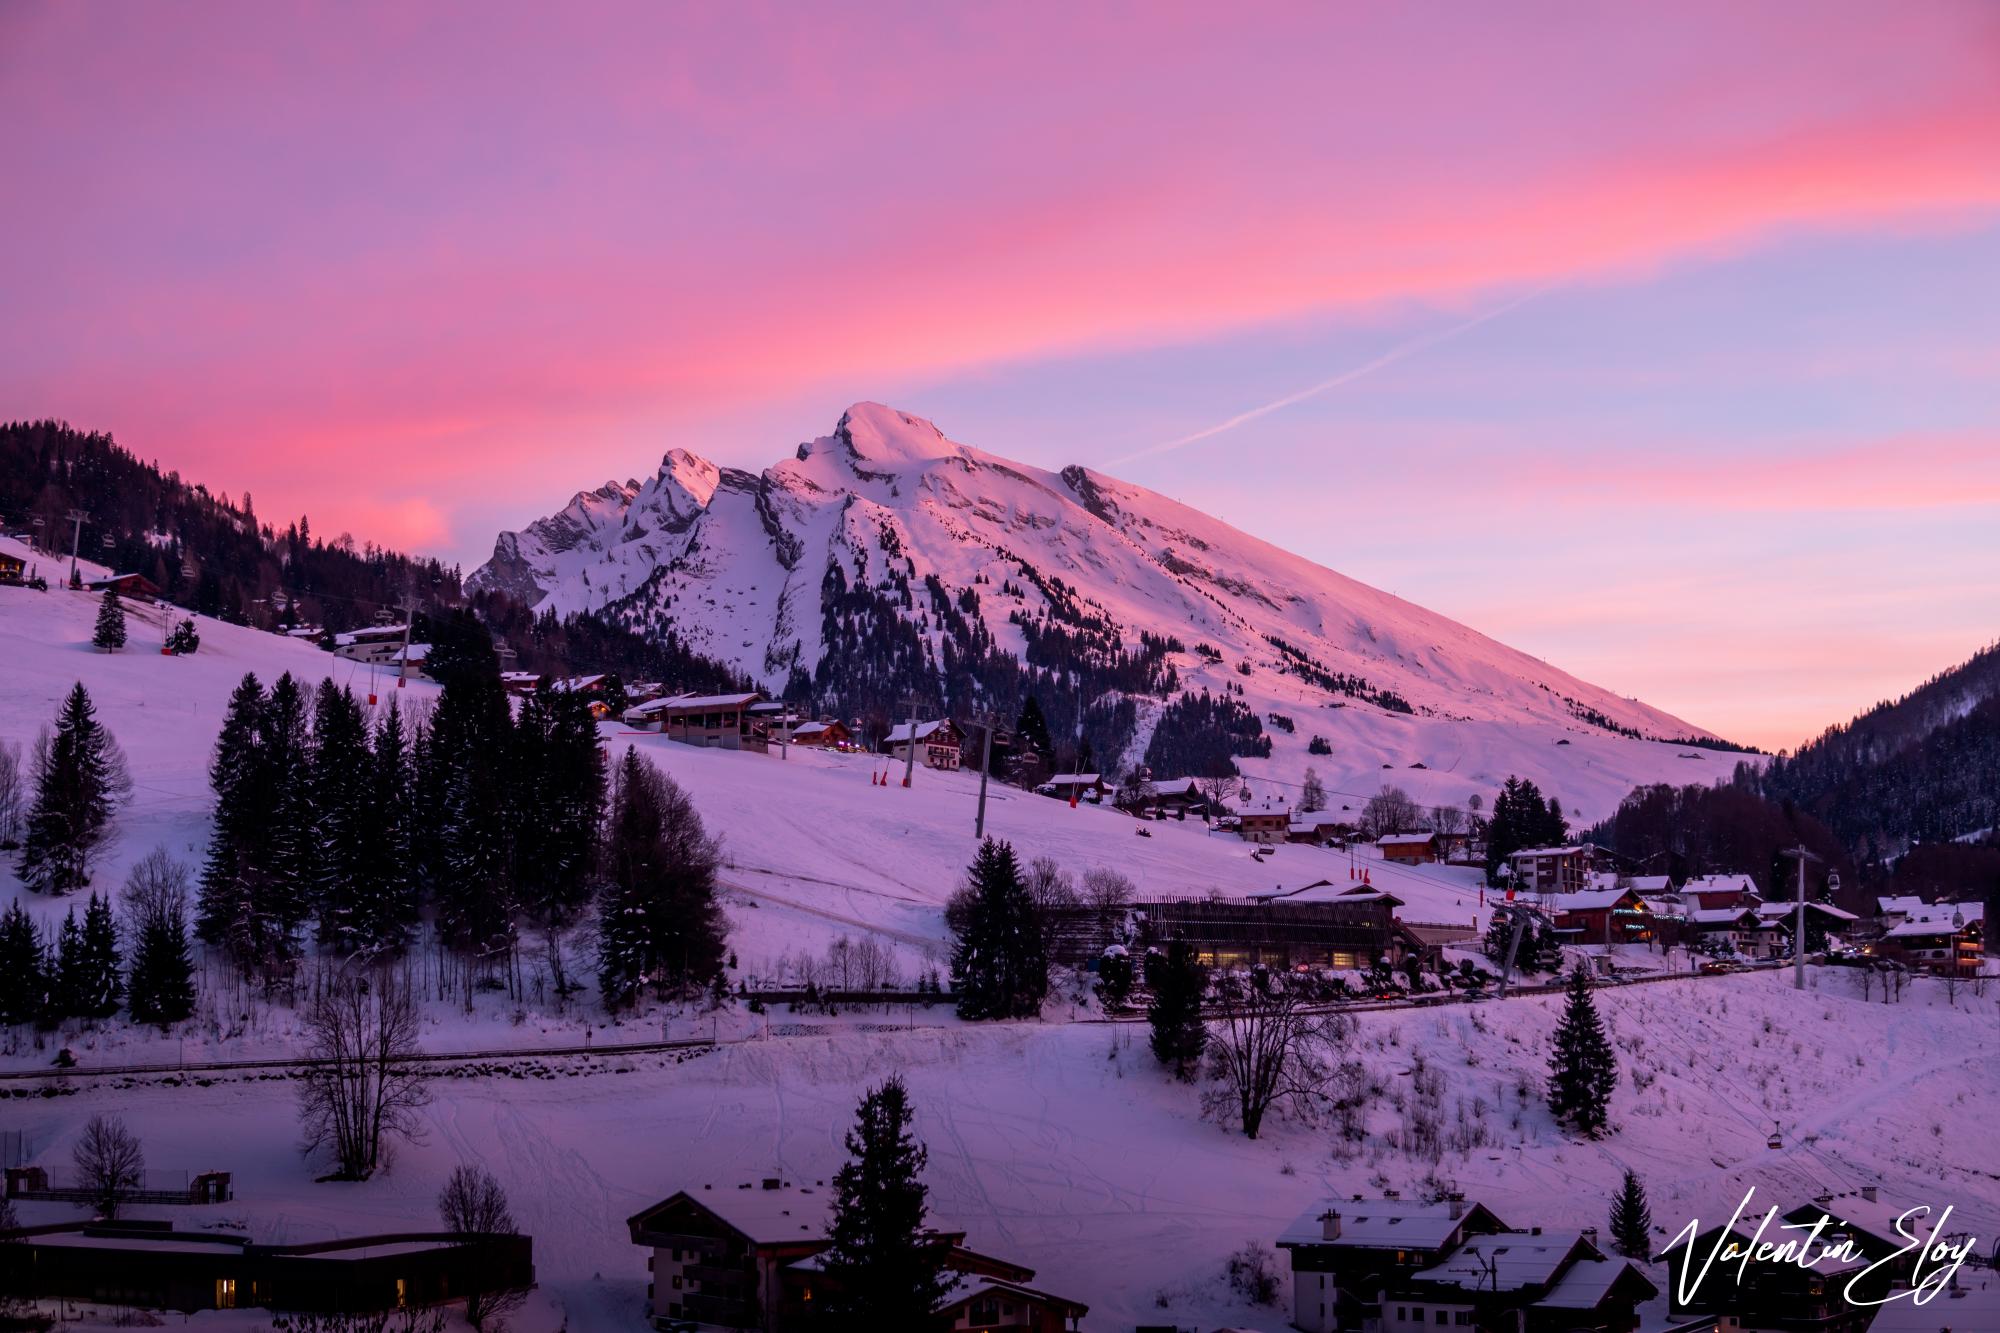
xmin=514 ymin=684 xmax=604 ymax=929
xmin=1013 ymin=696 xmax=1053 ymax=779
xmin=49 ymin=908 xmax=87 ymax=1022
xmin=357 ymin=697 xmax=417 ymax=952
xmin=815 ymin=1076 xmax=953 ymax=1331
xmin=310 ymin=680 xmax=374 ymax=953
xmin=428 ymin=667 xmax=517 ymax=965
xmin=165 ymin=617 xmax=200 ymax=654
xmin=17 ymin=682 xmax=130 ymax=894
xmin=1546 ymin=965 xmax=1618 ymax=1135
xmin=1609 ymin=1169 xmax=1653 ymax=1258
xmin=77 ymin=892 xmax=122 ymax=1019
xmin=1146 ymin=935 xmax=1208 ymax=1078
xmin=596 ymin=749 xmax=726 ymax=1011
xmin=258 ymin=672 xmax=316 ymax=952
xmin=0 ymin=901 xmax=45 ymax=1027
xmin=198 ymin=673 xmax=267 ymax=962
xmin=128 ymin=892 xmax=197 ymax=1027
xmin=91 ymin=588 xmax=127 ymax=652
xmin=949 ymin=839 xmax=1048 ymax=1020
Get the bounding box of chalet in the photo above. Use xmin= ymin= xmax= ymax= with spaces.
xmin=1873 ymin=894 xmax=1927 ymax=927
xmin=1278 ymin=1196 xmax=1659 ymax=1333
xmin=627 ymin=691 xmax=767 ymax=751
xmin=1659 ymin=1219 xmax=1876 ymax=1332
xmin=884 ymin=718 xmax=964 ymax=771
xmin=625 ymin=1181 xmax=1082 ymax=1332
xmin=0 ymin=1220 xmax=532 ymax=1315
xmin=745 ymin=701 xmax=805 ymax=744
xmin=0 ymin=551 xmax=24 ymax=583
xmin=85 ymin=571 xmax=163 ymax=601
xmin=1039 ymin=773 xmax=1108 ymax=803
xmin=1780 ymin=1186 xmax=1960 ymax=1294
xmin=1547 ymin=887 xmax=1653 ymax=947
xmin=1288 ymin=810 xmax=1345 ymax=846
xmin=938 ymin=1280 xmax=1089 ymax=1332
xmin=331 ymin=624 xmax=410 ymax=665
xmin=787 ymin=720 xmax=852 ymax=749
xmin=1876 ymin=901 xmax=1983 ymax=974
xmin=553 ymin=673 xmax=608 ymax=696
xmin=1376 ymin=833 xmax=1437 ymax=865
xmin=1129 ymin=778 xmax=1209 ymax=819
xmin=386 ymin=643 xmax=432 ymax=681
xmin=501 ymin=670 xmax=545 ymax=695
xmin=1681 ymin=873 xmax=1763 ymax=909
xmin=1506 ymin=846 xmax=1594 ymax=897
xmin=1752 ymin=899 xmax=1858 ymax=955
xmin=1671 ymin=905 xmax=1762 ymax=956
xmin=1133 ymin=886 xmax=1412 ymax=972
xmin=1623 ymin=873 xmax=1674 ymax=897
xmin=1230 ymin=796 xmax=1292 ymax=845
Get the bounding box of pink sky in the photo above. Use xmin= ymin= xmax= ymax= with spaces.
xmin=3 ymin=2 xmax=1997 ymax=749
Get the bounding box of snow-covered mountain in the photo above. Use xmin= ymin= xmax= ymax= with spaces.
xmin=471 ymin=403 xmax=1737 ymax=821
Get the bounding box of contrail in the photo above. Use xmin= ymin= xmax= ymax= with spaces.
xmin=1111 ymin=288 xmax=1546 ymax=467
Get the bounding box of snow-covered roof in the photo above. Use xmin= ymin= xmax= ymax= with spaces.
xmin=884 ymin=719 xmax=954 ymax=744
xmin=1044 ymin=772 xmax=1102 ymax=786
xmin=501 ymin=670 xmax=541 ymax=684
xmin=1290 ymin=811 xmax=1343 ymax=831
xmin=1247 ymin=881 xmax=1402 ymax=908
xmin=1412 ymin=1230 xmax=1582 ymax=1291
xmin=553 ymin=673 xmax=607 ymax=692
xmin=792 ymin=721 xmax=831 ymax=736
xmin=1144 ymin=778 xmax=1202 ymax=797
xmin=1882 ymin=902 xmax=1982 ymax=937
xmin=1538 ymin=1253 xmax=1649 ymax=1309
xmin=1511 ymin=845 xmax=1587 ymax=858
xmin=1688 ymin=906 xmax=1759 ymax=925
xmin=1754 ymin=900 xmax=1858 ymax=921
xmin=1277 ymin=1198 xmax=1493 ymax=1250
xmin=651 ymin=691 xmax=762 ymax=710
xmin=1624 ymin=874 xmax=1673 ymax=893
xmin=1548 ymin=888 xmax=1639 ymax=912
xmin=1228 ymin=796 xmax=1290 ymax=818
xmin=332 ymin=624 xmax=408 ymax=646
xmin=1376 ymin=833 xmax=1435 ymax=847
xmin=1684 ymin=872 xmax=1759 ymax=896
xmin=388 ymin=643 xmax=430 ymax=663
xmin=688 ymin=1184 xmax=833 ymax=1245
xmin=1875 ymin=894 xmax=1927 ymax=918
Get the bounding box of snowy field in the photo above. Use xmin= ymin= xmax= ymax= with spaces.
xmin=9 ymin=968 xmax=1999 ymax=1332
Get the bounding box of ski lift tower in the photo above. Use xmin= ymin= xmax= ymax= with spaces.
xmin=1778 ymin=845 xmax=1823 ymax=991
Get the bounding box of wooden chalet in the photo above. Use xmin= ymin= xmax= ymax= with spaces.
xmin=625 ymin=691 xmax=767 ymax=751
xmin=1376 ymin=832 xmax=1437 ymax=865
xmin=786 ymin=719 xmax=852 ymax=749
xmin=0 ymin=550 xmax=25 ymax=583
xmin=626 ymin=1180 xmax=1081 ymax=1332
xmin=884 ymin=718 xmax=963 ymax=770
xmin=1229 ymin=796 xmax=1291 ymax=845
xmin=0 ymin=1220 xmax=531 ymax=1315
xmin=1547 ymin=886 xmax=1654 ymax=946
xmin=1279 ymin=1198 xmax=1656 ymax=1333
xmin=85 ymin=571 xmax=163 ymax=601
xmin=1875 ymin=901 xmax=1983 ymax=974
xmin=1132 ymin=884 xmax=1412 ymax=972
xmin=1039 ymin=772 xmax=1109 ymax=803
xmin=1288 ymin=810 xmax=1345 ymax=846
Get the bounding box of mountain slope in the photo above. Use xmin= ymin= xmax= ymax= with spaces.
xmin=1748 ymin=639 xmax=2000 ymax=858
xmin=472 ymin=403 xmax=1737 ymax=822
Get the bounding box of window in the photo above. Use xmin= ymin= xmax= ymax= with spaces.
xmin=395 ymin=1279 xmax=408 ymax=1309
xmin=215 ymin=1279 xmax=237 ymax=1310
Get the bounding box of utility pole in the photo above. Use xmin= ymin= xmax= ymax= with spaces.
xmin=1779 ymin=845 xmax=1822 ymax=991
xmin=65 ymin=508 xmax=88 ymax=586
xmin=897 ymin=694 xmax=923 ymax=788
xmin=396 ymin=591 xmax=418 ymax=689
xmin=974 ymin=712 xmax=996 ymax=839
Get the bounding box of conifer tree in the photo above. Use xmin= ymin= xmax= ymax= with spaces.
xmin=49 ymin=907 xmax=87 ymax=1021
xmin=815 ymin=1076 xmax=953 ymax=1331
xmin=91 ymin=588 xmax=127 ymax=652
xmin=310 ymin=680 xmax=374 ymax=952
xmin=1013 ymin=697 xmax=1053 ymax=780
xmin=0 ymin=901 xmax=45 ymax=1027
xmin=165 ymin=617 xmax=200 ymax=654
xmin=949 ymin=839 xmax=1048 ymax=1020
xmin=77 ymin=891 xmax=122 ymax=1019
xmin=596 ymin=749 xmax=726 ymax=1011
xmin=17 ymin=682 xmax=131 ymax=894
xmin=1609 ymin=1169 xmax=1653 ymax=1258
xmin=258 ymin=672 xmax=317 ymax=952
xmin=1299 ymin=767 xmax=1328 ymax=814
xmin=126 ymin=854 xmax=197 ymax=1028
xmin=1546 ymin=965 xmax=1618 ymax=1135
xmin=1146 ymin=935 xmax=1208 ymax=1078
xmin=358 ymin=697 xmax=416 ymax=952
xmin=428 ymin=662 xmax=516 ymax=965
xmin=198 ymin=673 xmax=267 ymax=962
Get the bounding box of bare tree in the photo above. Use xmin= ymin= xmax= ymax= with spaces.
xmin=1205 ymin=986 xmax=1355 ymax=1139
xmin=72 ymin=1114 xmax=144 ymax=1218
xmin=1358 ymin=785 xmax=1419 ymax=839
xmin=1299 ymin=767 xmax=1328 ymax=814
xmin=438 ymin=1164 xmax=528 ymax=1330
xmin=1197 ymin=773 xmax=1238 ymax=825
xmin=297 ymin=969 xmax=430 ymax=1179
xmin=123 ymin=845 xmax=190 ymax=924
xmin=1428 ymin=803 xmax=1468 ymax=840
xmin=0 ymin=739 xmax=23 ymax=849
xmin=1082 ymin=866 xmax=1134 ymax=949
